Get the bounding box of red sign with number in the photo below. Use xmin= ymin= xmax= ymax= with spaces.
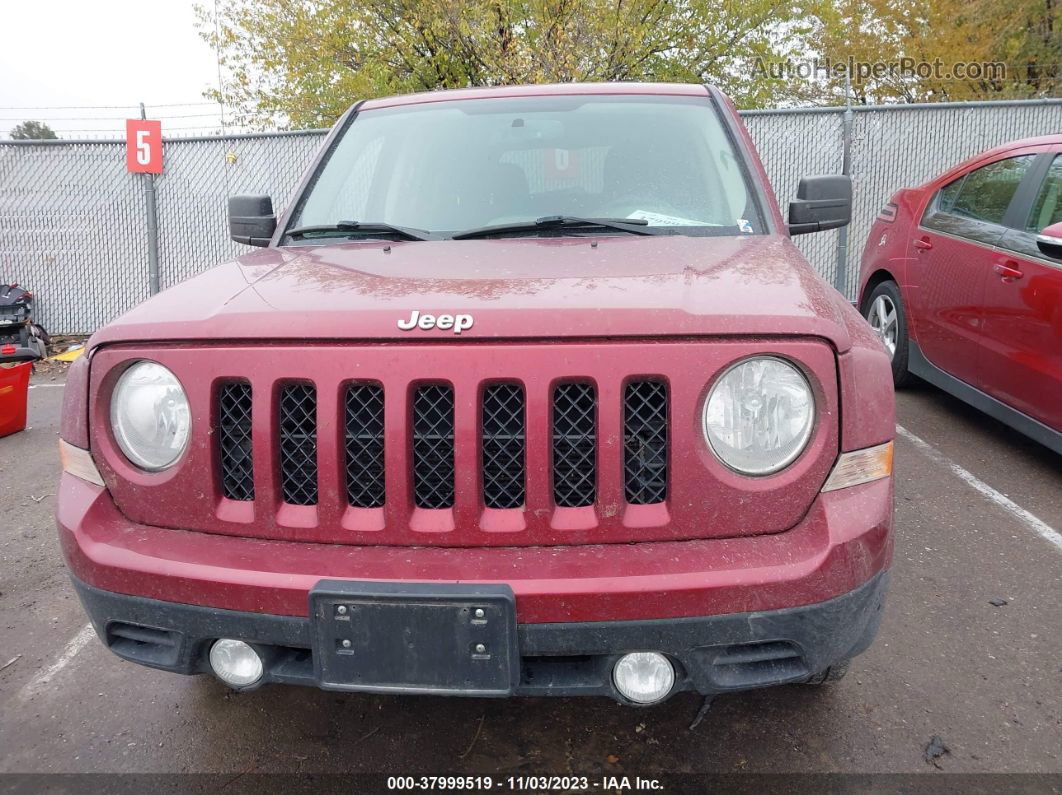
xmin=126 ymin=119 xmax=163 ymax=174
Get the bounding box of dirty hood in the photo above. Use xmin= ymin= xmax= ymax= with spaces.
xmin=90 ymin=235 xmax=854 ymax=352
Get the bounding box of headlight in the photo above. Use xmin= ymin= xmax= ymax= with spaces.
xmin=702 ymin=356 xmax=814 ymax=475
xmin=110 ymin=361 xmax=190 ymax=471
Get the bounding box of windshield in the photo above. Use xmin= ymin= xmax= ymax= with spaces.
xmin=289 ymin=94 xmax=764 ymax=239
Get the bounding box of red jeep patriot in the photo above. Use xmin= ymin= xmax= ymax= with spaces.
xmin=57 ymin=83 xmax=894 ymax=705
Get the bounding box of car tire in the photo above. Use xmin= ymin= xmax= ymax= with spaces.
xmin=863 ymin=280 xmax=910 ymax=387
xmin=803 ymin=659 xmax=850 ymax=685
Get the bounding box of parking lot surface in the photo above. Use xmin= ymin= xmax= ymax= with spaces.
xmin=0 ymin=372 xmax=1059 ymax=778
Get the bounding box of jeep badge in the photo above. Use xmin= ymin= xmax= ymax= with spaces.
xmin=397 ymin=310 xmax=474 ymax=334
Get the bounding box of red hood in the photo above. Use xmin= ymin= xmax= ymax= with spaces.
xmin=89 ymin=234 xmax=853 ymax=352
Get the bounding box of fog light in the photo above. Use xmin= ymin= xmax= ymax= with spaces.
xmin=209 ymin=639 xmax=263 ymax=687
xmin=613 ymin=652 xmax=675 ymax=704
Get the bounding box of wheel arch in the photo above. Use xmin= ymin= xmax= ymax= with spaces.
xmin=859 ymin=269 xmax=899 ymax=312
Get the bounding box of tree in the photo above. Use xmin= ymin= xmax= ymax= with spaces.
xmin=10 ymin=121 xmax=58 ymax=140
xmin=196 ymin=0 xmax=828 ymax=128
xmin=197 ymin=0 xmax=1060 ymax=124
xmin=808 ymin=0 xmax=1061 ymax=103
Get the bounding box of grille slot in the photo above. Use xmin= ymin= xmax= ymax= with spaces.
xmin=412 ymin=385 xmax=455 ymax=509
xmin=105 ymin=622 xmax=180 ymax=667
xmin=217 ymin=382 xmax=254 ymax=501
xmin=344 ymin=384 xmax=385 ymax=508
xmin=278 ymin=383 xmax=318 ymax=505
xmin=623 ymin=380 xmax=668 ymax=504
xmin=482 ymin=384 xmax=526 ymax=509
xmin=704 ymin=641 xmax=809 ymax=688
xmin=552 ymin=383 xmax=597 ymax=508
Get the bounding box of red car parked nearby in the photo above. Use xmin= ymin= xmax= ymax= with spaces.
xmin=859 ymin=135 xmax=1062 ymax=454
xmin=58 ymin=83 xmax=895 ymax=705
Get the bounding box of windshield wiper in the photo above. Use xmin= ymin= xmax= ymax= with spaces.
xmin=286 ymin=220 xmax=432 ymax=242
xmin=451 ymin=215 xmax=657 ymax=240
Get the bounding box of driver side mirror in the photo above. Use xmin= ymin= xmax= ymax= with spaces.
xmin=1036 ymin=221 xmax=1062 ymax=261
xmin=788 ymin=175 xmax=852 ymax=235
xmin=229 ymin=195 xmax=276 ymax=247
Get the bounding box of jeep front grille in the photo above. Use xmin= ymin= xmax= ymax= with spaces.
xmin=217 ymin=382 xmax=254 ymax=501
xmin=623 ymin=380 xmax=668 ymax=504
xmin=208 ymin=366 xmax=690 ymax=542
xmin=122 ymin=341 xmax=837 ymax=547
xmin=482 ymin=384 xmax=526 ymax=509
xmin=412 ymin=385 xmax=456 ymax=509
xmin=278 ymin=383 xmax=318 ymax=506
xmin=344 ymin=384 xmax=385 ymax=508
xmin=551 ymin=382 xmax=597 ymax=508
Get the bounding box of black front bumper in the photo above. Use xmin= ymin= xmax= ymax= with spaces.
xmin=72 ymin=572 xmax=888 ymax=702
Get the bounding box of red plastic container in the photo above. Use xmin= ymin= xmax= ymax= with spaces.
xmin=0 ymin=363 xmax=32 ymax=437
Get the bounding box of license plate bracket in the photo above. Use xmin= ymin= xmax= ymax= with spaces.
xmin=310 ymin=581 xmax=519 ymax=695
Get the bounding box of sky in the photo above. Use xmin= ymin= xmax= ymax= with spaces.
xmin=0 ymin=0 xmax=226 ymax=139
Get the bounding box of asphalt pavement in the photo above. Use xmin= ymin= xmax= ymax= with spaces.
xmin=0 ymin=370 xmax=1059 ymax=784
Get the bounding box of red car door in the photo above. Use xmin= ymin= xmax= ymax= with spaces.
xmin=981 ymin=152 xmax=1062 ymax=430
xmin=911 ymin=153 xmax=1039 ymax=387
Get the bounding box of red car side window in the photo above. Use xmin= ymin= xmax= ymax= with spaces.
xmin=949 ymin=155 xmax=1036 ymax=225
xmin=1026 ymin=155 xmax=1062 ymax=233
xmin=936 ymin=176 xmax=964 ymax=213
xmin=923 ymin=154 xmax=1037 ymax=236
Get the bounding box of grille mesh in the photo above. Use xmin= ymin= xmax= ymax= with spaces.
xmin=482 ymin=384 xmax=526 ymax=509
xmin=623 ymin=380 xmax=668 ymax=504
xmin=552 ymin=383 xmax=597 ymax=507
xmin=217 ymin=382 xmax=254 ymax=501
xmin=344 ymin=384 xmax=385 ymax=508
xmin=278 ymin=383 xmax=318 ymax=505
xmin=412 ymin=385 xmax=455 ymax=509
xmin=218 ymin=375 xmax=669 ymax=517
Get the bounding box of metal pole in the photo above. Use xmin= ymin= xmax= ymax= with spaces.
xmin=834 ymin=73 xmax=853 ymax=297
xmin=140 ymin=102 xmax=161 ymax=295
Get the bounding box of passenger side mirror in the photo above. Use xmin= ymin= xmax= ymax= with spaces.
xmin=228 ymin=195 xmax=276 ymax=247
xmin=1036 ymin=221 xmax=1062 ymax=260
xmin=788 ymin=175 xmax=852 ymax=235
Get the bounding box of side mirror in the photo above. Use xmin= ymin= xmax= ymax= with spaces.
xmin=788 ymin=175 xmax=852 ymax=235
xmin=1036 ymin=221 xmax=1062 ymax=260
xmin=228 ymin=195 xmax=276 ymax=246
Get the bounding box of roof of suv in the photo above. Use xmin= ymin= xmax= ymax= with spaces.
xmin=358 ymin=82 xmax=709 ymax=112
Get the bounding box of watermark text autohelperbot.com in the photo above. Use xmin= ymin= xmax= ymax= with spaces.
xmin=754 ymin=56 xmax=1007 ymax=83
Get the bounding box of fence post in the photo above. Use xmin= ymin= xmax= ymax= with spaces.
xmin=833 ymin=75 xmax=854 ymax=298
xmin=140 ymin=102 xmax=161 ymax=295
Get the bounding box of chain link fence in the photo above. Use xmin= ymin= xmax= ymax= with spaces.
xmin=1 ymin=99 xmax=1059 ymax=334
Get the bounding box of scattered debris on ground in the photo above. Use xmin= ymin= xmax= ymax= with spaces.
xmin=988 ymin=598 xmax=1009 ymax=607
xmin=924 ymin=735 xmax=951 ymax=768
xmin=689 ymin=696 xmax=714 ymax=730
xmin=0 ymin=655 xmax=20 ymax=673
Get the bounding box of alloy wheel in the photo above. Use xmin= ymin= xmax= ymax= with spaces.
xmin=868 ymin=295 xmax=898 ymax=359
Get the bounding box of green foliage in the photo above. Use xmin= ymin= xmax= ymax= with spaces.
xmin=10 ymin=121 xmax=58 ymax=140
xmin=196 ymin=0 xmax=824 ymax=128
xmin=806 ymin=0 xmax=1062 ymax=103
xmin=196 ymin=0 xmax=1062 ymax=127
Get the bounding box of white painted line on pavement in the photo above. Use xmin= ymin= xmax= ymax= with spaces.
xmin=896 ymin=424 xmax=1062 ymax=554
xmin=28 ymin=384 xmax=65 ymax=389
xmin=19 ymin=623 xmax=95 ymax=700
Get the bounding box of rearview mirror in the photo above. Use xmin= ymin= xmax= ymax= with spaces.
xmin=788 ymin=175 xmax=852 ymax=235
xmin=1036 ymin=221 xmax=1062 ymax=261
xmin=229 ymin=195 xmax=276 ymax=247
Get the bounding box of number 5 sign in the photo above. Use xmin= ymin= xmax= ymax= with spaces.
xmin=126 ymin=119 xmax=163 ymax=174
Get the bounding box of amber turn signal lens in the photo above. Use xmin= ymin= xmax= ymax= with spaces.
xmin=59 ymin=439 xmax=105 ymax=487
xmin=821 ymin=441 xmax=893 ymax=492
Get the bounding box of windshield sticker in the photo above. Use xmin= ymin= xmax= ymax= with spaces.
xmin=737 ymin=218 xmax=754 ymax=234
xmin=626 ymin=210 xmax=720 ymax=227
xmin=545 ymin=149 xmax=581 ymax=180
